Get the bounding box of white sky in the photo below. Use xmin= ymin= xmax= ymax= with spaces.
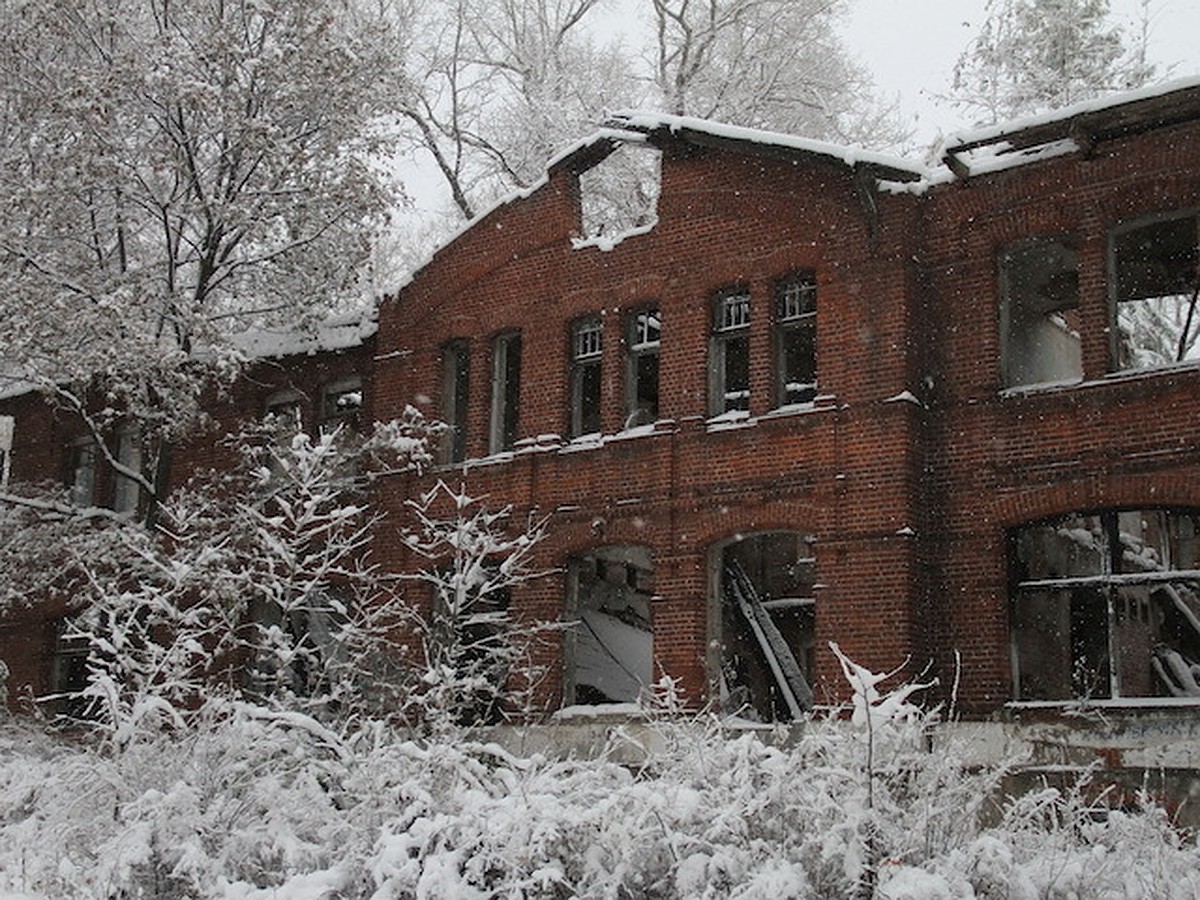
xmin=841 ymin=0 xmax=1200 ymax=143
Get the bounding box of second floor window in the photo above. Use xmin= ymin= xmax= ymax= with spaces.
xmin=1111 ymin=213 xmax=1199 ymax=371
xmin=774 ymin=274 xmax=818 ymax=406
xmin=570 ymin=317 xmax=603 ymax=438
xmin=320 ymin=379 xmax=363 ymax=436
xmin=113 ymin=428 xmax=141 ymax=514
xmin=441 ymin=339 xmax=470 ymax=463
xmin=490 ymin=331 xmax=521 ymax=453
xmin=0 ymin=414 xmax=12 ymax=488
xmin=1000 ymin=237 xmax=1081 ymax=388
xmin=710 ymin=288 xmax=750 ymax=416
xmin=67 ymin=440 xmax=96 ymax=508
xmin=625 ymin=308 xmax=660 ymax=427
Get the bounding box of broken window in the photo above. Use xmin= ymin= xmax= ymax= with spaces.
xmin=320 ymin=378 xmax=363 ymax=436
xmin=710 ymin=288 xmax=751 ymax=416
xmin=265 ymin=390 xmax=303 ymax=433
xmin=244 ymin=594 xmax=346 ymax=707
xmin=112 ymin=427 xmax=141 ymax=515
xmin=718 ymin=532 xmax=816 ymax=721
xmin=1111 ymin=213 xmax=1200 ymax=370
xmin=565 ymin=545 xmax=654 ymax=706
xmin=624 ymin=307 xmax=660 ymax=428
xmin=569 ymin=316 xmax=603 ymax=438
xmin=0 ymin=414 xmax=12 ymax=487
xmin=66 ymin=440 xmax=96 ymax=508
xmin=578 ymin=143 xmax=661 ymax=240
xmin=1000 ymin=237 xmax=1082 ymax=388
xmin=1010 ymin=507 xmax=1200 ymax=701
xmin=50 ymin=617 xmax=93 ymax=720
xmin=774 ymin=273 xmax=818 ymax=406
xmin=440 ymin=339 xmax=470 ymax=463
xmin=489 ymin=331 xmax=521 ymax=453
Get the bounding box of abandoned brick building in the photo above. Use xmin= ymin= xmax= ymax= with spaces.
xmin=3 ymin=79 xmax=1200 ymax=746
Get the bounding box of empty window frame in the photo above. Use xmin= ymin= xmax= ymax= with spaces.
xmin=1000 ymin=237 xmax=1082 ymax=388
xmin=489 ymin=332 xmax=522 ymax=453
xmin=717 ymin=532 xmax=816 ymax=721
xmin=569 ymin=316 xmax=603 ymax=438
xmin=1110 ymin=213 xmax=1200 ymax=370
xmin=564 ymin=545 xmax=654 ymax=706
xmin=112 ymin=427 xmax=141 ymax=514
xmin=625 ymin=308 xmax=660 ymax=428
xmin=1010 ymin=507 xmax=1200 ymax=701
xmin=441 ymin=339 xmax=470 ymax=463
xmin=66 ymin=440 xmax=96 ymax=508
xmin=320 ymin=379 xmax=363 ymax=435
xmin=710 ymin=288 xmax=751 ymax=416
xmin=0 ymin=414 xmax=12 ymax=487
xmin=774 ymin=273 xmax=818 ymax=406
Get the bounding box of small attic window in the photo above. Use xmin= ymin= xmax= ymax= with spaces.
xmin=578 ymin=144 xmax=661 ymax=241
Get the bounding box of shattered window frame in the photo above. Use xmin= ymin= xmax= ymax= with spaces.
xmin=773 ymin=272 xmax=818 ymax=407
xmin=489 ymin=330 xmax=522 ymax=454
xmin=712 ymin=531 xmax=817 ymax=722
xmin=564 ymin=544 xmax=654 ymax=707
xmin=569 ymin=315 xmax=603 ymax=438
xmin=1109 ymin=211 xmax=1200 ymax=372
xmin=624 ymin=306 xmax=660 ymax=428
xmin=440 ymin=339 xmax=470 ymax=464
xmin=999 ymin=236 xmax=1083 ymax=388
xmin=1009 ymin=507 xmax=1200 ymax=702
xmin=709 ymin=287 xmax=751 ymax=417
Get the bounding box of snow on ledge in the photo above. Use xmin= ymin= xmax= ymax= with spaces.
xmin=571 ymin=220 xmax=657 ymax=252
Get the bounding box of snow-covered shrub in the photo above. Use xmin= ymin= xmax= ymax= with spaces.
xmin=400 ymin=480 xmax=554 ymax=732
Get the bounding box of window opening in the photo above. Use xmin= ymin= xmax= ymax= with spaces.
xmin=441 ymin=339 xmax=470 ymax=463
xmin=565 ymin=545 xmax=654 ymax=706
xmin=774 ymin=273 xmax=818 ymax=406
xmin=51 ymin=618 xmax=93 ymax=720
xmin=1000 ymin=238 xmax=1082 ymax=387
xmin=489 ymin=332 xmax=522 ymax=453
xmin=625 ymin=308 xmax=660 ymax=427
xmin=66 ymin=440 xmax=96 ymax=507
xmin=320 ymin=379 xmax=363 ymax=436
xmin=265 ymin=391 xmax=303 ymax=435
xmin=0 ymin=414 xmax=12 ymax=488
xmin=570 ymin=317 xmax=603 ymax=438
xmin=710 ymin=289 xmax=751 ymax=416
xmin=245 ymin=595 xmax=345 ymax=706
xmin=1111 ymin=214 xmax=1200 ymax=370
xmin=1010 ymin=507 xmax=1200 ymax=701
xmin=578 ymin=143 xmax=661 ymax=241
xmin=718 ymin=532 xmax=815 ymax=721
xmin=113 ymin=428 xmax=141 ymax=514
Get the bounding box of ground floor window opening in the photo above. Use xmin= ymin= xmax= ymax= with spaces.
xmin=1010 ymin=507 xmax=1200 ymax=702
xmin=564 ymin=545 xmax=654 ymax=706
xmin=717 ymin=531 xmax=815 ymax=721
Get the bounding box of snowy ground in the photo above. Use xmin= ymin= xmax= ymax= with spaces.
xmin=2 ymin=680 xmax=1199 ymax=899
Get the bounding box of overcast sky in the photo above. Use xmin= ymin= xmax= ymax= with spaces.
xmin=841 ymin=0 xmax=1200 ymax=143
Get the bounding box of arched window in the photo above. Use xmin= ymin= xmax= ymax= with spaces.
xmin=715 ymin=531 xmax=816 ymax=721
xmin=1010 ymin=507 xmax=1200 ymax=701
xmin=564 ymin=545 xmax=654 ymax=706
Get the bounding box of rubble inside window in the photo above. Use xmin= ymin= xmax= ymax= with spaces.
xmin=570 ymin=316 xmax=603 ymax=437
xmin=1111 ymin=214 xmax=1200 ymax=370
xmin=1010 ymin=508 xmax=1200 ymax=701
xmin=719 ymin=532 xmax=816 ymax=721
xmin=710 ymin=289 xmax=751 ymax=416
xmin=1000 ymin=237 xmax=1082 ymax=387
xmin=565 ymin=545 xmax=654 ymax=706
xmin=578 ymin=143 xmax=661 ymax=242
xmin=774 ymin=273 xmax=818 ymax=406
xmin=624 ymin=308 xmax=660 ymax=428
xmin=489 ymin=332 xmax=521 ymax=453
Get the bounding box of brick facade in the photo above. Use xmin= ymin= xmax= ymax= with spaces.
xmin=4 ymin=81 xmax=1200 ymax=722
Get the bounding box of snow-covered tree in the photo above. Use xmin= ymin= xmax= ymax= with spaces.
xmin=950 ymin=0 xmax=1157 ymax=124
xmin=401 ymin=480 xmax=551 ymax=730
xmin=0 ymin=0 xmax=410 ymax=520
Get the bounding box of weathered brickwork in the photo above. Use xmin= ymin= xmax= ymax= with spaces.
xmin=4 ymin=84 xmax=1200 ymax=722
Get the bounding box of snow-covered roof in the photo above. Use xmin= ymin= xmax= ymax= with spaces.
xmin=229 ymin=306 xmax=378 ymax=361
xmin=939 ymin=76 xmax=1200 ymax=179
xmin=590 ymin=111 xmax=929 ymax=184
